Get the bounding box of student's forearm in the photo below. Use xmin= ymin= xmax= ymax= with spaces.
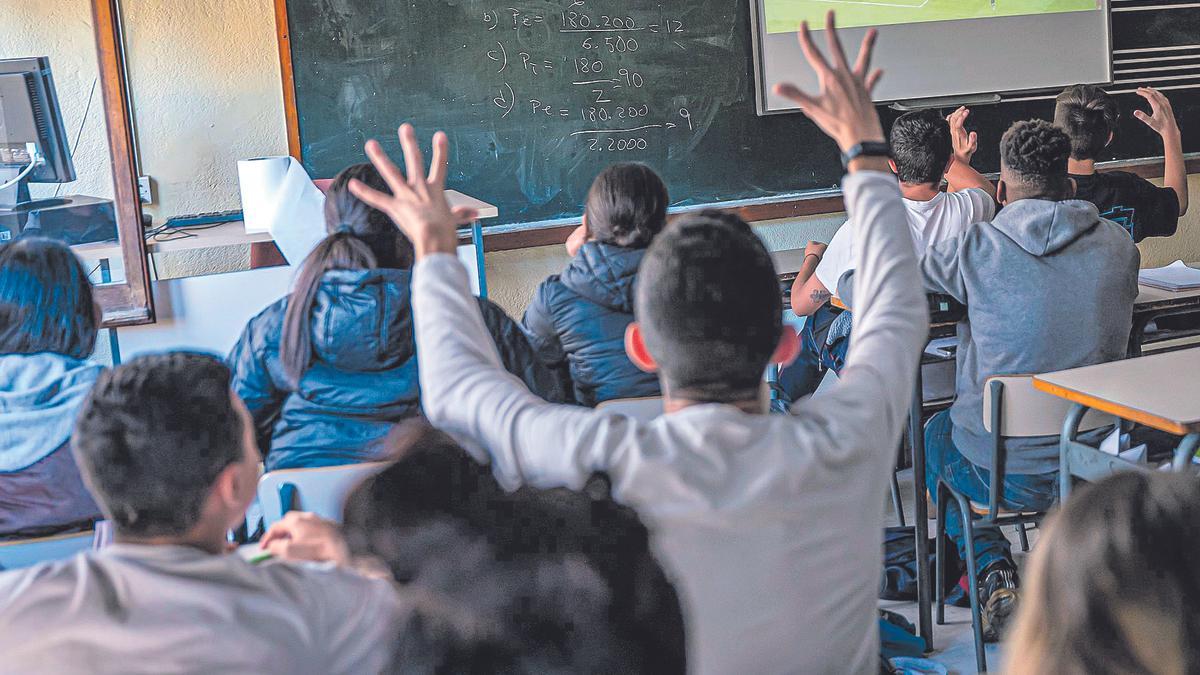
xmin=788 ymin=256 xmax=823 ymax=312
xmin=1163 ymin=130 xmax=1188 ymax=216
xmin=411 ymin=255 xmax=617 ymax=489
xmin=945 ymin=160 xmax=996 ymax=200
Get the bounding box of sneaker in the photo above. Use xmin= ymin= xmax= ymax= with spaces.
xmin=978 ymin=562 xmax=1020 ymax=642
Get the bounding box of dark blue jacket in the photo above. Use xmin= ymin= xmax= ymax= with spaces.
xmin=522 ymin=241 xmax=660 ymax=407
xmin=230 ymin=268 xmax=566 ymax=471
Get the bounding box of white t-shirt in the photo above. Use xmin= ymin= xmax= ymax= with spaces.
xmin=815 ymin=187 xmax=995 ymax=294
xmin=0 ymin=544 xmax=403 ymax=674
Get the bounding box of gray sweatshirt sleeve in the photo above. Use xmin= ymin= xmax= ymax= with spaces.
xmin=919 ymin=234 xmax=969 ymax=303
xmin=411 ymin=254 xmax=635 ymax=491
xmin=797 ymin=171 xmax=928 ymax=463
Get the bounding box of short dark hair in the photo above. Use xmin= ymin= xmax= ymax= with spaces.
xmin=1054 ymin=84 xmax=1119 ymax=161
xmin=635 ymin=210 xmax=780 ymax=402
xmin=584 ymin=163 xmax=669 ymax=248
xmin=889 ymin=110 xmax=953 ymax=185
xmin=0 ymin=237 xmax=97 ymax=359
xmin=1000 ymin=120 xmax=1073 ymax=200
xmin=72 ymin=352 xmax=246 ymax=537
xmin=1009 ymin=471 xmax=1200 ymax=674
xmin=343 ymin=423 xmax=686 ymax=674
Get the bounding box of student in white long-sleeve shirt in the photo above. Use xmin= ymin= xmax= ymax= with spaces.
xmin=349 ymin=15 xmax=927 ymax=673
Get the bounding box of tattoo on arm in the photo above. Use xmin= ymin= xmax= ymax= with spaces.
xmin=809 ymin=289 xmax=832 ymax=304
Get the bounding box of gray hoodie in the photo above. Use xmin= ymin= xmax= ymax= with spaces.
xmin=921 ymin=198 xmax=1140 ymax=474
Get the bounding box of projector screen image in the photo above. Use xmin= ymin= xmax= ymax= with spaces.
xmin=751 ymin=0 xmax=1111 ymax=112
xmin=764 ymin=0 xmax=1099 ymax=34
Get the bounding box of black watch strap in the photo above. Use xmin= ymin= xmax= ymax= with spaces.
xmin=841 ymin=141 xmax=890 ymax=169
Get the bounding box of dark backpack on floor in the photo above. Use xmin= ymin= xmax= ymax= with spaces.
xmin=880 ymin=525 xmax=962 ymax=601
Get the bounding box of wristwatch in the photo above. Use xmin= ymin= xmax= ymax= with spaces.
xmin=840 ymin=141 xmax=890 ymax=170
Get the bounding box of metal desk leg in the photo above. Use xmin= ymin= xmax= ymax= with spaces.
xmin=910 ymin=365 xmax=932 ymax=648
xmin=1171 ymin=433 xmax=1200 ymax=472
xmin=471 ymin=220 xmax=488 ymax=299
xmin=1059 ymin=403 xmax=1088 ymax=501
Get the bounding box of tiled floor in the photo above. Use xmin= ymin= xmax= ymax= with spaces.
xmin=881 ymin=469 xmax=1038 ymax=675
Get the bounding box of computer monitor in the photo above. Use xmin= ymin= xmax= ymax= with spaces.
xmin=0 ymin=56 xmax=76 ymax=211
xmin=0 ymin=56 xmax=117 ymax=247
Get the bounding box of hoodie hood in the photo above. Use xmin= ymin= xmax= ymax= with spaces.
xmin=0 ymin=352 xmax=103 ymax=472
xmin=991 ymin=199 xmax=1102 ymax=256
xmin=559 ymin=241 xmax=645 ymax=313
xmin=308 ymin=268 xmax=414 ymax=372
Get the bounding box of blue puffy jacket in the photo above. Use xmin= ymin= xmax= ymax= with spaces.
xmin=522 ymin=241 xmax=660 ymax=407
xmin=230 ymin=268 xmax=567 ymax=471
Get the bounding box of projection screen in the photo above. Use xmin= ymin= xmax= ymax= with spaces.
xmin=751 ymin=0 xmax=1112 ymax=114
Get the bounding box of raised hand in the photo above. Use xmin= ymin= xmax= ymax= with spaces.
xmin=772 ymin=11 xmax=885 ymax=152
xmin=947 ymin=106 xmax=978 ymax=166
xmin=350 ymin=124 xmax=480 ymax=259
xmin=1133 ymin=87 xmax=1180 ymax=140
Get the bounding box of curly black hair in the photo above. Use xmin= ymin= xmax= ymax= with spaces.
xmin=1054 ymin=84 xmax=1119 ymax=161
xmin=1000 ymin=120 xmax=1073 ymax=199
xmin=889 ymin=109 xmax=953 ymax=186
xmin=72 ymin=352 xmax=246 ymax=537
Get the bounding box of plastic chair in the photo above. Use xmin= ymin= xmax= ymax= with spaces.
xmin=257 ymin=462 xmax=390 ymax=530
xmin=935 ymin=375 xmax=1114 ymax=672
xmin=0 ymin=530 xmax=95 ymax=570
xmin=595 ymin=396 xmax=664 ymax=422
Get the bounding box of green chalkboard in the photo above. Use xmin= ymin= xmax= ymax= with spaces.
xmin=282 ymin=0 xmax=1200 ymax=228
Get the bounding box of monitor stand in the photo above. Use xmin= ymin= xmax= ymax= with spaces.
xmin=0 ymin=171 xmax=118 ymax=246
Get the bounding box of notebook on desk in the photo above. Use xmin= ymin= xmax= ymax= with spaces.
xmin=1138 ymin=261 xmax=1200 ymax=292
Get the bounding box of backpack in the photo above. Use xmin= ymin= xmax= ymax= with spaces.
xmin=880 ymin=525 xmax=962 ymax=602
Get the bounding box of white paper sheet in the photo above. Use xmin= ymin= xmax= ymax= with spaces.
xmin=1138 ymin=260 xmax=1200 ymax=291
xmin=237 ymin=156 xmax=326 ymax=265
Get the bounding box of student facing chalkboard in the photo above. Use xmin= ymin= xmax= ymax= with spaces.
xmin=1056 ymin=84 xmax=1189 ymax=243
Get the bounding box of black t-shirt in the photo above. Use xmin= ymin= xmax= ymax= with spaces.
xmin=1071 ymin=171 xmax=1180 ymax=242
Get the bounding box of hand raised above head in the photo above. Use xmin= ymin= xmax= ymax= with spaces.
xmin=350 ymin=124 xmax=480 ymax=259
xmin=947 ymin=106 xmax=978 ymax=165
xmin=772 ymin=11 xmax=885 ymax=153
xmin=1133 ymin=87 xmax=1180 ymax=139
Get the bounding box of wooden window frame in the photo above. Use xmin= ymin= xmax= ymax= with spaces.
xmin=89 ymin=0 xmax=154 ymax=327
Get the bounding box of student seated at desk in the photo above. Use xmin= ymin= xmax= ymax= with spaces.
xmin=1006 ymin=472 xmax=1200 ymax=674
xmin=522 ymin=163 xmax=667 ymax=406
xmin=267 ymin=422 xmax=686 ymax=673
xmin=1055 ymin=84 xmax=1188 ymax=241
xmin=0 ymin=353 xmax=401 ymax=674
xmin=229 ymin=164 xmax=566 ymax=471
xmin=918 ymin=119 xmax=1139 ymax=641
xmin=0 ymin=238 xmax=102 ymax=540
xmin=348 ymin=19 xmax=929 ymax=671
xmin=782 ymin=107 xmax=995 ymax=399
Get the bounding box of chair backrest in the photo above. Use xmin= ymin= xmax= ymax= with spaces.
xmin=0 ymin=530 xmax=95 ymax=571
xmin=595 ymin=396 xmax=664 ymax=422
xmin=257 ymin=462 xmax=390 ymax=529
xmin=982 ymin=375 xmax=1115 ymax=437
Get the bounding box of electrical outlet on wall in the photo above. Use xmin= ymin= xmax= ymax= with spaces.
xmin=137 ymin=176 xmax=153 ymax=205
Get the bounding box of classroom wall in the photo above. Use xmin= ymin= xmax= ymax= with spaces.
xmin=4 ymin=0 xmax=1198 ymax=321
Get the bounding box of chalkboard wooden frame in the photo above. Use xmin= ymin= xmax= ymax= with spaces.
xmin=270 ymin=0 xmax=1195 ymax=252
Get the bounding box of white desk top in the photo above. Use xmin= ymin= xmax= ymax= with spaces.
xmin=72 ymin=190 xmax=498 ymax=261
xmin=1033 ymin=347 xmax=1200 ymax=435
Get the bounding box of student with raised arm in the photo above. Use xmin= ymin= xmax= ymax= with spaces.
xmin=1055 ymin=84 xmax=1188 ymax=241
xmin=350 ymin=15 xmax=926 ymax=673
xmin=782 ymin=107 xmax=996 ymax=399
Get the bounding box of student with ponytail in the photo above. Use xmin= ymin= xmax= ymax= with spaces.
xmin=229 ymin=164 xmax=566 ymax=471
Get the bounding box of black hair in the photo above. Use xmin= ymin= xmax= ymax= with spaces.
xmin=72 ymin=352 xmax=246 ymax=537
xmin=635 ymin=209 xmax=781 ymax=403
xmin=1054 ymin=84 xmax=1119 ymax=161
xmin=279 ymin=163 xmax=414 ymax=384
xmin=0 ymin=237 xmax=98 ymax=359
xmin=342 ymin=422 xmax=687 ymax=674
xmin=1000 ymin=120 xmax=1073 ymax=201
xmin=1008 ymin=471 xmax=1200 ymax=674
xmin=584 ymin=163 xmax=669 ymax=249
xmin=889 ymin=109 xmax=953 ymax=186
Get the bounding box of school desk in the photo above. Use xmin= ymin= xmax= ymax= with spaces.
xmin=1033 ymin=348 xmax=1200 ymax=499
xmin=1131 ymin=281 xmax=1200 ymax=356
